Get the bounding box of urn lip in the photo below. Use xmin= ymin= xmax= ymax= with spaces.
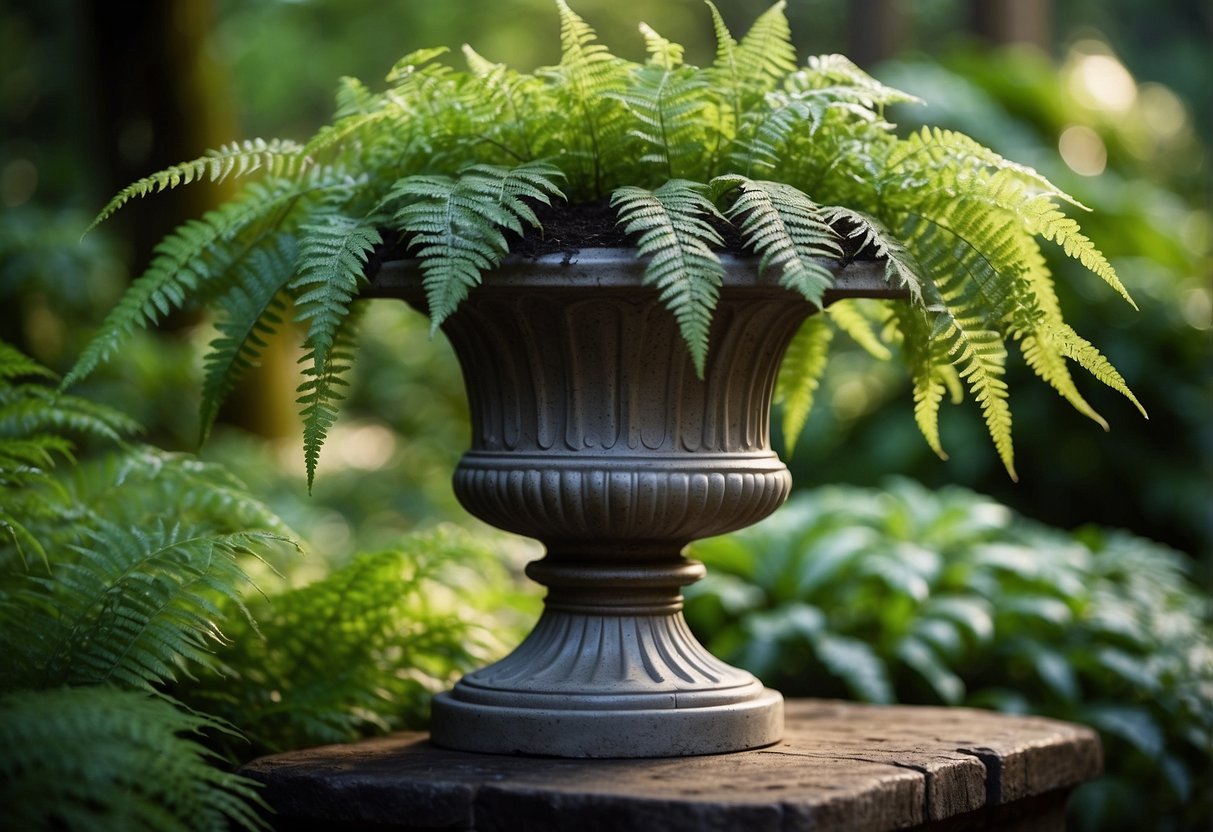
xmin=367 ymin=247 xmax=909 ymax=301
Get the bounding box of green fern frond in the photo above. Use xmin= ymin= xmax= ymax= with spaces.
xmin=0 ymin=341 xmax=55 ymax=381
xmin=181 ymin=529 xmax=492 ymax=754
xmin=732 ymin=1 xmax=797 ymax=101
xmin=796 ymin=54 xmax=922 ymax=110
xmin=0 ymin=687 xmax=268 ymax=832
xmin=1 ymin=520 xmax=275 ymax=691
xmin=296 ymin=306 xmax=361 ymax=491
xmin=550 ymin=0 xmax=630 ymax=195
xmin=1017 ymin=189 xmax=1136 ymax=309
xmin=66 ymin=448 xmax=299 ymax=541
xmin=200 ymin=235 xmax=297 ymax=444
xmin=87 ymin=139 xmax=307 ymax=235
xmin=775 ymin=316 xmax=833 ymax=454
xmin=639 ymin=22 xmax=685 ymax=70
xmin=614 ymin=37 xmax=710 ymax=180
xmin=462 ymin=46 xmax=549 ymax=161
xmin=714 ymin=175 xmax=841 ymax=306
xmin=64 ymin=179 xmax=303 ymax=391
xmin=612 ymin=180 xmax=725 ymax=375
xmin=939 ymin=313 xmax=1015 ymax=479
xmin=385 ymin=46 xmax=451 ymax=86
xmin=291 ymin=215 xmax=380 ymax=369
xmin=819 ymin=205 xmax=925 ymax=302
xmin=893 ymin=304 xmax=954 ymax=460
xmin=0 ymin=383 xmax=141 ymax=445
xmin=393 ymin=161 xmax=564 ymax=330
xmin=827 ymin=299 xmax=893 ymax=360
xmin=887 ymin=127 xmax=1085 ymax=209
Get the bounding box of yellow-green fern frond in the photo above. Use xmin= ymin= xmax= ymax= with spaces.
xmin=612 ymin=179 xmax=726 ymax=376
xmin=86 ymin=139 xmax=307 ymax=234
xmin=713 ymin=175 xmax=841 ymax=306
xmin=894 ymin=304 xmax=954 ymax=460
xmin=1051 ymin=322 xmax=1147 ymax=418
xmin=796 ymin=55 xmax=922 ymax=110
xmin=551 ymin=0 xmax=630 ymax=195
xmin=827 ymin=299 xmax=893 ymax=360
xmin=296 ymin=305 xmax=363 ymax=490
xmin=775 ymin=316 xmax=833 ymax=454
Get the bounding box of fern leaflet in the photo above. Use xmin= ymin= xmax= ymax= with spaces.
xmin=64 ymin=179 xmax=302 ymax=391
xmin=393 ymin=161 xmax=564 ymax=330
xmin=775 ymin=316 xmax=833 ymax=454
xmin=827 ymin=299 xmax=893 ymax=360
xmin=296 ymin=304 xmax=361 ymax=491
xmin=200 ymin=235 xmax=297 ymax=444
xmin=87 ymin=139 xmax=307 ymax=234
xmin=714 ymin=175 xmax=841 ymax=306
xmin=612 ymin=180 xmax=725 ymax=375
xmin=820 ymin=205 xmax=925 ymax=302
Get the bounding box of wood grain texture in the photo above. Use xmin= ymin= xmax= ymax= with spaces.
xmin=242 ymin=700 xmax=1102 ymax=832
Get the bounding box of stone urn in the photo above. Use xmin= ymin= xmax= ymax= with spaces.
xmin=369 ymin=249 xmax=902 ymax=758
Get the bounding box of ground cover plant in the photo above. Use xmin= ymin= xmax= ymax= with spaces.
xmin=66 ymin=1 xmax=1141 ymax=488
xmin=686 ymin=479 xmax=1213 ymax=832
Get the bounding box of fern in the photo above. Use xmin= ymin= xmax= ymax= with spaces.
xmin=775 ymin=316 xmax=833 ymax=454
xmin=392 ymin=161 xmax=565 ymax=329
xmin=200 ymin=235 xmax=297 ymax=444
xmin=0 ymin=687 xmax=268 ymax=832
xmin=0 ymin=344 xmax=139 ymax=568
xmin=612 ymin=180 xmax=726 ymax=375
xmin=827 ymin=300 xmax=894 ymax=361
xmin=820 ymin=205 xmax=925 ymax=303
xmin=178 ymin=528 xmax=495 ymax=755
xmin=714 ymin=174 xmax=842 ymax=306
xmin=548 ymin=0 xmax=630 ymax=195
xmin=64 ymin=179 xmax=303 ymax=391
xmin=86 ymin=139 xmax=308 ymax=235
xmin=0 ymin=520 xmax=279 ymax=691
xmin=613 ymin=24 xmax=710 ymax=180
xmin=296 ymin=304 xmax=362 ymax=490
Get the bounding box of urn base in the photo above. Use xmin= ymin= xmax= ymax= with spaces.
xmin=431 ymin=686 xmax=783 ymax=758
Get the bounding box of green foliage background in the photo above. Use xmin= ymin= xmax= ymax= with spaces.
xmin=0 ymin=1 xmax=1208 ymax=830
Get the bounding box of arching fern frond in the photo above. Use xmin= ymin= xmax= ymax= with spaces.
xmin=775 ymin=316 xmax=833 ymax=455
xmin=1 ymin=520 xmax=277 ymax=691
xmin=86 ymin=139 xmax=308 ymax=235
xmin=296 ymin=305 xmax=362 ymax=491
xmin=63 ymin=447 xmax=298 ymax=542
xmin=731 ymin=1 xmax=797 ymax=104
xmin=827 ymin=299 xmax=893 ymax=360
xmin=200 ymin=235 xmax=297 ymax=444
xmin=795 ymin=54 xmax=922 ymax=110
xmin=290 ymin=215 xmax=381 ymax=370
xmin=0 ymin=687 xmax=268 ymax=832
xmin=64 ymin=179 xmax=304 ymax=391
xmin=893 ymin=303 xmax=960 ymax=461
xmin=180 ymin=528 xmax=494 ymax=755
xmin=713 ymin=175 xmax=841 ymax=306
xmin=819 ymin=205 xmax=925 ymax=302
xmin=612 ymin=180 xmax=725 ymax=375
xmin=392 ymin=161 xmax=565 ymax=330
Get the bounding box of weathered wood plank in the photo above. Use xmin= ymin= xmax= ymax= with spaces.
xmin=241 ymin=700 xmax=1102 ymax=832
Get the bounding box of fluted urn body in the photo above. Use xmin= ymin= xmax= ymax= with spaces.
xmin=371 ymin=249 xmax=899 ymax=757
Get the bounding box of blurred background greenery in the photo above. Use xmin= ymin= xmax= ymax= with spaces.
xmin=2 ymin=0 xmax=1207 ymax=565
xmin=0 ymin=1 xmax=1209 ymax=829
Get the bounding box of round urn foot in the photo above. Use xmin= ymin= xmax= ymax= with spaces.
xmin=429 ymin=607 xmax=784 ymax=757
xmin=431 ymin=687 xmax=783 ymax=758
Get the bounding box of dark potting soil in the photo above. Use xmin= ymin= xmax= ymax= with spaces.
xmin=368 ymin=199 xmax=877 ymax=279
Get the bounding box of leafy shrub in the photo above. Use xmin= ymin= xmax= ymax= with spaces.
xmin=687 ymin=479 xmax=1212 ymax=832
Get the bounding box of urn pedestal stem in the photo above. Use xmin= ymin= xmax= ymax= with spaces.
xmin=370 ymin=250 xmax=902 ymax=758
